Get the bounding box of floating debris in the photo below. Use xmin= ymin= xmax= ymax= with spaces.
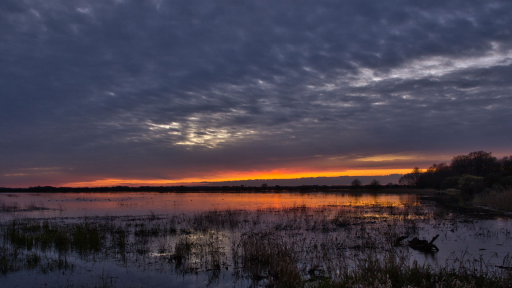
xmin=408 ymin=235 xmax=439 ymax=253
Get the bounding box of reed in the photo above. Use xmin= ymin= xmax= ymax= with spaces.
xmin=0 ymin=201 xmax=510 ymax=287
xmin=474 ymin=188 xmax=512 ymax=213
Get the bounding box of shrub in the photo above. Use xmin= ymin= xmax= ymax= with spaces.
xmin=441 ymin=176 xmax=461 ymax=190
xmin=350 ymin=179 xmax=362 ymax=190
xmin=497 ymin=175 xmax=512 ymax=188
xmin=474 ymin=189 xmax=512 ymax=212
xmin=368 ymin=179 xmax=381 ymax=191
xmin=458 ymin=175 xmax=485 ymax=195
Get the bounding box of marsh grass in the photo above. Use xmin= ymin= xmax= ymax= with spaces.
xmin=474 ymin=188 xmax=512 ymax=213
xmin=0 ymin=201 xmax=511 ymax=287
xmin=313 ymin=259 xmax=512 ymax=288
xmin=0 ymin=200 xmax=56 ymax=213
xmin=236 ymin=231 xmax=302 ymax=287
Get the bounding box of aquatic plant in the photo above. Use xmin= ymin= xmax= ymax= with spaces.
xmin=474 ymin=188 xmax=512 ymax=212
xmin=0 ymin=200 xmax=511 ymax=287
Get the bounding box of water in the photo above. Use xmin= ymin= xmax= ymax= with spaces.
xmin=1 ymin=192 xmax=511 ymax=287
xmin=0 ymin=192 xmax=420 ymax=218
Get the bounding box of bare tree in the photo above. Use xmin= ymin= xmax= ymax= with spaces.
xmin=369 ymin=179 xmax=381 ymax=190
xmin=398 ymin=167 xmax=422 ymax=187
xmin=351 ymin=178 xmax=362 ymax=189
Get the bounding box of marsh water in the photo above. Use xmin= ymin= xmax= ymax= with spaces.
xmin=0 ymin=192 xmax=421 ymax=218
xmin=1 ymin=192 xmax=511 ymax=287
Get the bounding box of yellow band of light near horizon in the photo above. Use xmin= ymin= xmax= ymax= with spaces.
xmin=62 ymin=168 xmax=418 ymax=187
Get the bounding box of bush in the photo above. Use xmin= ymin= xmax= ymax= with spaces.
xmin=497 ymin=175 xmax=512 ymax=188
xmin=368 ymin=179 xmax=381 ymax=191
xmin=474 ymin=189 xmax=512 ymax=212
xmin=458 ymin=175 xmax=485 ymax=195
xmin=350 ymin=179 xmax=362 ymax=190
xmin=441 ymin=176 xmax=461 ymax=190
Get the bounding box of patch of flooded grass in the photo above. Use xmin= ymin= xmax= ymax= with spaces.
xmin=0 ymin=200 xmax=511 ymax=287
xmin=1 ymin=200 xmax=43 ymax=212
xmin=474 ymin=189 xmax=512 ymax=213
xmin=313 ymin=257 xmax=512 ymax=288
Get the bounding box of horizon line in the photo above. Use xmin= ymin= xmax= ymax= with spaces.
xmin=1 ymin=172 xmax=410 ymax=189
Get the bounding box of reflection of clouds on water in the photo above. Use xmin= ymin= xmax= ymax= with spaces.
xmin=0 ymin=192 xmax=422 ymax=218
xmin=0 ymin=193 xmax=511 ymax=287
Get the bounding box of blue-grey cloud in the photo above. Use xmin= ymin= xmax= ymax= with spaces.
xmin=1 ymin=0 xmax=512 ymax=186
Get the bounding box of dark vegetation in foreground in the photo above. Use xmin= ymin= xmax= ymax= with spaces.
xmin=1 ymin=202 xmax=511 ymax=287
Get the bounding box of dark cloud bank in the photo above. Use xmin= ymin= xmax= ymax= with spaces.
xmin=1 ymin=0 xmax=512 ymax=187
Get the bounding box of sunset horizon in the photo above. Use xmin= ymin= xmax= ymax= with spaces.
xmin=2 ymin=1 xmax=512 ymax=189
xmin=3 ymin=150 xmax=509 ymax=188
xmin=58 ymin=168 xmax=413 ymax=188
xmin=2 ymin=1 xmax=512 ymax=286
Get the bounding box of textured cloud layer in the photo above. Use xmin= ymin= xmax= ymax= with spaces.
xmin=1 ymin=0 xmax=511 ymax=186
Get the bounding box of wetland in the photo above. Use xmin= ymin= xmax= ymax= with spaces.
xmin=1 ymin=191 xmax=511 ymax=287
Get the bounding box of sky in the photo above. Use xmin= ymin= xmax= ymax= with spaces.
xmin=1 ymin=0 xmax=511 ymax=187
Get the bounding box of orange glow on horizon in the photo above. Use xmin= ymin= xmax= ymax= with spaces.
xmin=61 ymin=168 xmax=420 ymax=187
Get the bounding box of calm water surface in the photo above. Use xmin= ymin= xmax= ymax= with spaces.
xmin=0 ymin=192 xmax=420 ymax=218
xmin=1 ymin=192 xmax=511 ymax=287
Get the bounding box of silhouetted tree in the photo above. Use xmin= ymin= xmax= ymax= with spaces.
xmin=398 ymin=167 xmax=422 ymax=187
xmin=500 ymin=156 xmax=512 ymax=172
xmin=417 ymin=163 xmax=456 ymax=190
xmin=399 ymin=151 xmax=512 ymax=191
xmin=350 ymin=179 xmax=362 ymax=190
xmin=368 ymin=179 xmax=381 ymax=190
xmin=486 ymin=155 xmax=512 ymax=188
xmin=459 ymin=175 xmax=485 ymax=195
xmin=440 ymin=176 xmax=461 ymax=190
xmin=451 ymin=151 xmax=499 ymax=177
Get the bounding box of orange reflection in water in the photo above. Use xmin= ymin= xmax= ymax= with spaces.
xmin=1 ymin=192 xmax=420 ymax=218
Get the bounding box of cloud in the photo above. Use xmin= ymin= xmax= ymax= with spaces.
xmin=1 ymin=0 xmax=512 ymax=186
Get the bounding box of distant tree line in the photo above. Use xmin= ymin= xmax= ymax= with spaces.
xmin=0 ymin=184 xmax=400 ymax=193
xmin=349 ymin=178 xmax=401 ymax=191
xmin=0 ymin=182 xmax=410 ymax=193
xmin=398 ymin=151 xmax=512 ymax=194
